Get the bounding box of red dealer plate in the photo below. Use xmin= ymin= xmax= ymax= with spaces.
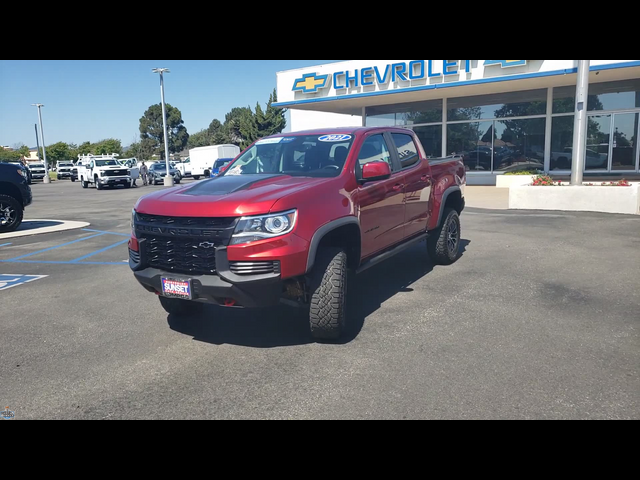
xmin=161 ymin=278 xmax=192 ymax=300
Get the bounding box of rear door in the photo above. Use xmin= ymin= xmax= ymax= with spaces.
xmin=357 ymin=132 xmax=406 ymax=259
xmin=389 ymin=132 xmax=432 ymax=238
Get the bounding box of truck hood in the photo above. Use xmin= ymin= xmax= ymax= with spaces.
xmin=135 ymin=174 xmax=332 ymax=217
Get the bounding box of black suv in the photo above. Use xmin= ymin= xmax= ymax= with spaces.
xmin=0 ymin=162 xmax=33 ymax=233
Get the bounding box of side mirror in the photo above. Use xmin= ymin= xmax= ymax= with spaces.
xmin=361 ymin=161 xmax=392 ymax=183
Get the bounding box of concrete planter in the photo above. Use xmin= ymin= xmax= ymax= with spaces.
xmin=509 ymin=183 xmax=640 ymax=215
xmin=496 ymin=175 xmax=535 ymax=189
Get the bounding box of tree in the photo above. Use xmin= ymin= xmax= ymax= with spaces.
xmin=0 ymin=149 xmax=21 ymax=162
xmin=188 ymin=129 xmax=212 ymax=149
xmin=77 ymin=141 xmax=93 ymax=156
xmin=139 ymin=104 xmax=189 ymax=160
xmin=94 ymin=138 xmax=123 ymax=156
xmin=223 ymin=107 xmax=253 ymax=147
xmin=45 ymin=142 xmax=73 ymax=162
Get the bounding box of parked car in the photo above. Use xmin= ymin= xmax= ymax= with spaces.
xmin=29 ymin=163 xmax=47 ymax=181
xmin=76 ymin=155 xmax=133 ymax=190
xmin=129 ymin=127 xmax=466 ymax=341
xmin=0 ymin=162 xmax=33 ymax=233
xmin=56 ymin=161 xmax=75 ymax=180
xmin=210 ymin=158 xmax=234 ymax=177
xmin=147 ymin=163 xmax=181 ymax=185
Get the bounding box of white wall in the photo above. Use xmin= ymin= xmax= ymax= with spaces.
xmin=287 ymin=109 xmax=361 ymax=132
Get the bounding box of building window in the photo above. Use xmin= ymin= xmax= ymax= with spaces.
xmin=447 ymin=121 xmax=494 ymax=172
xmin=412 ymin=125 xmax=442 ymax=158
xmin=550 ymin=116 xmax=574 ymax=171
xmin=391 ymin=133 xmax=420 ymax=169
xmin=554 ymin=79 xmax=640 ymax=114
xmin=493 ymin=118 xmax=545 ymax=172
xmin=447 ymin=89 xmax=547 ymax=121
xmin=366 ymin=100 xmax=442 ymax=127
xmin=612 ymin=113 xmax=639 ymax=171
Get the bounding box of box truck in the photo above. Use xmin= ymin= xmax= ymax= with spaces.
xmin=189 ymin=145 xmax=241 ymax=180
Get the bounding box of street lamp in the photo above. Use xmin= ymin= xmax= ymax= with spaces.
xmin=152 ymin=68 xmax=173 ymax=187
xmin=31 ymin=103 xmax=50 ymax=184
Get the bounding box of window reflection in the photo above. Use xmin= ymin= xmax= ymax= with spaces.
xmin=612 ymin=113 xmax=638 ymax=171
xmin=447 ymin=121 xmax=494 ymax=172
xmin=554 ymin=80 xmax=640 ymax=113
xmin=366 ymin=100 xmax=442 ymax=126
xmin=494 ymin=119 xmax=545 ymax=172
xmin=448 ymin=89 xmax=547 ymax=121
xmin=550 ymin=116 xmax=574 ymax=171
xmin=585 ymin=116 xmax=610 ymax=170
xmin=412 ymin=125 xmax=442 ymax=158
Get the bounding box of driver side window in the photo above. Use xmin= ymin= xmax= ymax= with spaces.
xmin=357 ymin=135 xmax=392 ymax=177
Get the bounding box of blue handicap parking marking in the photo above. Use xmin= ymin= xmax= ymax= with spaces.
xmin=0 ymin=274 xmax=48 ymax=291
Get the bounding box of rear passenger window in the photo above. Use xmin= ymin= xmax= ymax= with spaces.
xmin=391 ymin=133 xmax=420 ymax=169
xmin=357 ymin=134 xmax=393 ymax=175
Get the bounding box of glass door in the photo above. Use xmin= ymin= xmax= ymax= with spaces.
xmin=585 ymin=115 xmax=610 ymax=171
xmin=611 ymin=112 xmax=639 ymax=171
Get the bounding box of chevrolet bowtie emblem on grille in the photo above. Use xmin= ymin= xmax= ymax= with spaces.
xmin=198 ymin=242 xmax=215 ymax=249
xmin=292 ymin=72 xmax=330 ymax=94
xmin=484 ymin=60 xmax=527 ymax=68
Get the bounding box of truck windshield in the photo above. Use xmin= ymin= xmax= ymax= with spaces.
xmin=223 ymin=135 xmax=354 ymax=178
xmin=95 ymin=160 xmax=120 ymax=167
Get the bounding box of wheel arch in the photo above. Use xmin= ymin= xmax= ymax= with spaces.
xmin=0 ymin=182 xmax=24 ymax=206
xmin=436 ymin=187 xmax=464 ymax=229
xmin=305 ymin=217 xmax=361 ymax=274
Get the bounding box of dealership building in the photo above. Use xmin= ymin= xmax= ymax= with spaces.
xmin=274 ymin=60 xmax=640 ymax=185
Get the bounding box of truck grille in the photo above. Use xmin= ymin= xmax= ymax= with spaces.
xmin=229 ymin=261 xmax=280 ymax=276
xmin=105 ymin=170 xmax=128 ymax=177
xmin=145 ymin=237 xmax=219 ymax=276
xmin=136 ymin=214 xmax=236 ymax=228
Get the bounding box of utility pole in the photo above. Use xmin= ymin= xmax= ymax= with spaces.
xmin=152 ymin=68 xmax=173 ymax=187
xmin=570 ymin=60 xmax=591 ymax=185
xmin=32 ymin=103 xmax=50 ymax=184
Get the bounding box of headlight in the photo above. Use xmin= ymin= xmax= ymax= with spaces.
xmin=230 ymin=210 xmax=297 ymax=246
xmin=131 ymin=209 xmax=136 ymax=229
xmin=100 ymin=171 xmax=106 ymax=177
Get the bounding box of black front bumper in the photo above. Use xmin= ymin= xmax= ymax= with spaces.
xmin=131 ymin=246 xmax=283 ymax=308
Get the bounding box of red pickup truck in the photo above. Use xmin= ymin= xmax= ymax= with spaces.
xmin=129 ymin=127 xmax=466 ymax=340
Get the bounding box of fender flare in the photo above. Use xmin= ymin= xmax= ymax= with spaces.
xmin=436 ymin=186 xmax=461 ymax=228
xmin=305 ymin=217 xmax=360 ymax=274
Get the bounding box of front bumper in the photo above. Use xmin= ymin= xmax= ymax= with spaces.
xmin=131 ymin=246 xmax=283 ymax=308
xmin=97 ymin=176 xmax=131 ymax=185
xmin=31 ymin=173 xmax=45 ymax=179
xmin=58 ymin=171 xmax=72 ymax=177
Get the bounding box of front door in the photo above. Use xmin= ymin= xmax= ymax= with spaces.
xmin=357 ymin=133 xmax=406 ymax=259
xmin=586 ymin=113 xmax=639 ymax=172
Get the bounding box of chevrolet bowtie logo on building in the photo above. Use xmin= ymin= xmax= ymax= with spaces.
xmin=292 ymin=73 xmax=330 ymax=94
xmin=1 ymin=407 xmax=15 ymax=420
xmin=484 ymin=60 xmax=527 ymax=68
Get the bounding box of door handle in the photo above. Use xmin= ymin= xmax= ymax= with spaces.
xmin=393 ymin=184 xmax=404 ymax=191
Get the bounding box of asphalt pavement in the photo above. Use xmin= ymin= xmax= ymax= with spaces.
xmin=1 ymin=179 xmax=638 ymax=420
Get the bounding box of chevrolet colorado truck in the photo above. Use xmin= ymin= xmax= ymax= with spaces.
xmin=129 ymin=127 xmax=466 ymax=340
xmin=0 ymin=162 xmax=33 ymax=233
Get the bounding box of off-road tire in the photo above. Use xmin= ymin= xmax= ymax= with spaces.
xmin=159 ymin=296 xmax=204 ymax=316
xmin=428 ymin=207 xmax=461 ymax=265
xmin=0 ymin=194 xmax=23 ymax=233
xmin=308 ymin=248 xmax=348 ymax=341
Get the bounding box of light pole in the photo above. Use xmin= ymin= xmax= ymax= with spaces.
xmin=570 ymin=60 xmax=591 ymax=185
xmin=31 ymin=103 xmax=50 ymax=184
xmin=152 ymin=68 xmax=173 ymax=187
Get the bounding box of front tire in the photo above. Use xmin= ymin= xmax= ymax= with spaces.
xmin=428 ymin=208 xmax=461 ymax=265
xmin=159 ymin=296 xmax=204 ymax=316
xmin=0 ymin=194 xmax=23 ymax=233
xmin=308 ymin=248 xmax=348 ymax=341
xmin=95 ymin=178 xmax=103 ymax=190
xmin=193 ymin=176 xmax=200 ymax=181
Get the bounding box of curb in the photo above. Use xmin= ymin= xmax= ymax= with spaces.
xmin=0 ymin=220 xmax=91 ymax=240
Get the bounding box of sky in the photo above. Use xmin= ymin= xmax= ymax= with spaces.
xmin=0 ymin=60 xmax=341 ymax=149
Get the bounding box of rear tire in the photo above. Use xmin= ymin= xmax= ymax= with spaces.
xmin=193 ymin=176 xmax=200 ymax=180
xmin=71 ymin=177 xmax=76 ymax=182
xmin=308 ymin=248 xmax=348 ymax=341
xmin=81 ymin=177 xmax=88 ymax=188
xmin=427 ymin=208 xmax=461 ymax=266
xmin=0 ymin=194 xmax=23 ymax=233
xmin=159 ymin=296 xmax=204 ymax=316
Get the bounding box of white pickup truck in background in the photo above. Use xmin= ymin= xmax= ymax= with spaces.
xmin=77 ymin=154 xmax=133 ymax=190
